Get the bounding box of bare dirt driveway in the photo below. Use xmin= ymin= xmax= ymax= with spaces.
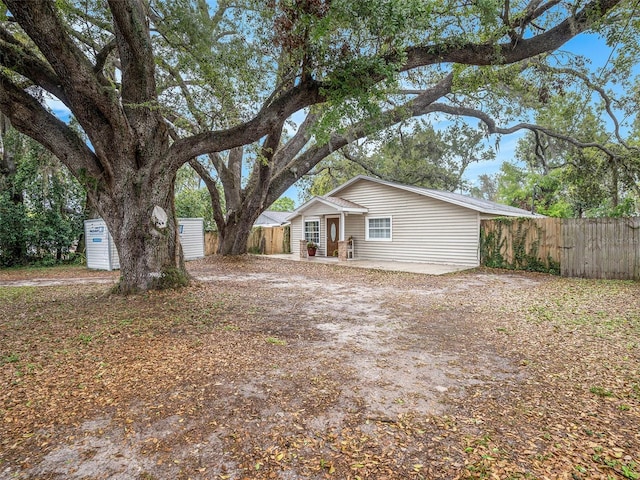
xmin=1 ymin=256 xmax=639 ymax=479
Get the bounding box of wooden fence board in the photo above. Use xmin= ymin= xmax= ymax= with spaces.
xmin=480 ymin=217 xmax=562 ymax=272
xmin=248 ymin=226 xmax=287 ymax=255
xmin=561 ymin=217 xmax=640 ymax=280
xmin=482 ymin=217 xmax=639 ymax=280
xmin=205 ymin=226 xmax=290 ymax=256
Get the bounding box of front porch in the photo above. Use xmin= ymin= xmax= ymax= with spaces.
xmin=300 ymin=237 xmax=355 ymax=262
xmin=265 ymin=253 xmax=473 ymax=275
xmin=288 ymin=196 xmax=368 ymax=261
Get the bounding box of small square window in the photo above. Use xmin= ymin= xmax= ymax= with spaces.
xmin=366 ymin=216 xmax=391 ymax=241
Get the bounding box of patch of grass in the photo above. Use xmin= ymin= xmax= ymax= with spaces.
xmin=527 ymin=305 xmax=555 ymax=323
xmin=590 ymin=386 xmax=614 ymax=398
xmin=1 ymin=353 xmax=20 ymax=365
xmin=622 ymin=462 xmax=640 ymax=480
xmin=593 ymin=455 xmax=640 ymax=480
xmin=78 ymin=334 xmax=94 ymax=345
xmin=0 ymin=286 xmax=39 ymax=302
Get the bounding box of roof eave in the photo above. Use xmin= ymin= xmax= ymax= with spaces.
xmin=342 ymin=207 xmax=368 ymax=213
xmin=285 ymin=196 xmax=368 ymax=220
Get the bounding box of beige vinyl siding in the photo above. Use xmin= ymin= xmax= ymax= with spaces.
xmin=313 ymin=219 xmax=326 ymax=256
xmin=340 ymin=181 xmax=480 ymax=266
xmin=291 ymin=217 xmax=302 ymax=256
xmin=344 ymin=215 xmax=365 ymax=257
xmin=301 ymin=203 xmax=339 ymax=217
xmin=292 ymin=216 xmax=327 ymax=256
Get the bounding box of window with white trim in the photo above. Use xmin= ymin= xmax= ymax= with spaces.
xmin=304 ymin=219 xmax=320 ymax=245
xmin=366 ymin=216 xmax=392 ymax=241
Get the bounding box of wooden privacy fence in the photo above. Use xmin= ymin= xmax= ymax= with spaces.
xmin=562 ymin=218 xmax=640 ymax=280
xmin=204 ymin=226 xmax=290 ymax=256
xmin=480 ymin=217 xmax=640 ymax=280
xmin=247 ymin=225 xmax=290 ymax=255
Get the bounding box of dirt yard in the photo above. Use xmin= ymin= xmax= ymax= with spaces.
xmin=1 ymin=256 xmax=639 ymax=479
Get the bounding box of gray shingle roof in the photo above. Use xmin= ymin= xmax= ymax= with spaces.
xmin=254 ymin=210 xmax=291 ymax=226
xmin=323 ymin=196 xmax=367 ymax=210
xmin=327 ymin=175 xmax=540 ymax=217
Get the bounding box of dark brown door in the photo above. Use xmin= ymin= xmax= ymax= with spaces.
xmin=326 ymin=218 xmax=339 ymax=257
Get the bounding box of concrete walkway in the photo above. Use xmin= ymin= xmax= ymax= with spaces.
xmin=265 ymin=253 xmax=475 ymax=275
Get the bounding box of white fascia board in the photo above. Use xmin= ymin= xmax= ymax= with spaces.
xmin=286 ymin=196 xmax=367 ymax=220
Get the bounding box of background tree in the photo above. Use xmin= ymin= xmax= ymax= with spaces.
xmin=298 ymin=121 xmax=494 ymax=199
xmin=0 ymin=125 xmax=85 ymax=266
xmin=268 ymin=197 xmax=295 ymax=212
xmin=498 ymin=91 xmax=640 ymax=217
xmin=0 ymin=116 xmax=27 ymax=265
xmin=468 ymin=174 xmax=498 ymax=202
xmin=173 ymin=165 xmax=216 ymax=230
xmin=0 ymin=0 xmax=633 ymax=290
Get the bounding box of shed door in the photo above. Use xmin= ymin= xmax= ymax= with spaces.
xmin=326 ymin=218 xmax=340 ymax=257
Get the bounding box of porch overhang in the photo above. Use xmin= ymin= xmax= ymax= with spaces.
xmin=286 ymin=196 xmax=368 ymax=220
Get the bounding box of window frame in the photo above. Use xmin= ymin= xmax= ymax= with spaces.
xmin=304 ymin=218 xmax=320 ymax=245
xmin=365 ymin=216 xmax=392 ymax=241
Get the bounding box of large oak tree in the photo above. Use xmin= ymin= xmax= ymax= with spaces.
xmin=0 ymin=0 xmax=631 ymax=291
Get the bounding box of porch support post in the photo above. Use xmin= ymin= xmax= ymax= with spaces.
xmin=338 ymin=211 xmax=347 ymax=262
xmin=300 ymin=215 xmax=306 ymax=258
xmin=338 ymin=240 xmax=348 ymax=261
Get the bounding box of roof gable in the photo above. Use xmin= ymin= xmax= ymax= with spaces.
xmin=286 ymin=195 xmax=368 ymax=220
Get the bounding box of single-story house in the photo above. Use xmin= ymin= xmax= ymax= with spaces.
xmin=287 ymin=175 xmax=539 ymax=266
xmin=254 ymin=210 xmax=291 ymax=227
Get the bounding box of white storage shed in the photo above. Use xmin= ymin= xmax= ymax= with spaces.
xmin=177 ymin=218 xmax=206 ymax=260
xmin=84 ymin=218 xmax=205 ymax=270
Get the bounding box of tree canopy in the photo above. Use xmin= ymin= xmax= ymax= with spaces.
xmin=0 ymin=0 xmax=636 ymax=290
xmin=497 ymin=90 xmax=640 ymax=217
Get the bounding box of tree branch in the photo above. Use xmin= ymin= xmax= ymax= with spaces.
xmin=530 ymin=61 xmax=638 ymax=150
xmin=402 ymin=0 xmax=620 ymax=69
xmin=340 ymin=149 xmax=384 ymax=178
xmin=108 ymin=0 xmax=158 ymax=110
xmin=188 ymin=158 xmax=226 ymax=231
xmin=264 ymin=74 xmax=456 ymax=205
xmin=272 ymin=112 xmax=320 ymax=178
xmin=0 ymin=26 xmax=69 ymax=105
xmin=168 ymin=79 xmax=323 ymax=169
xmin=0 ymin=70 xmax=107 ymax=183
xmin=93 ymin=37 xmax=117 ymax=74
xmin=4 ymin=0 xmax=130 ymax=168
xmin=428 ymin=102 xmax=622 ymax=159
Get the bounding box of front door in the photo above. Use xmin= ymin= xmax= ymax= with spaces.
xmin=326 ymin=217 xmax=340 ymax=257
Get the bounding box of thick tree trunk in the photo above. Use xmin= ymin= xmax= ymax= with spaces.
xmin=97 ymin=171 xmax=189 ymax=294
xmin=217 ymin=211 xmax=259 ymax=255
xmin=217 ymin=206 xmax=262 ymax=255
